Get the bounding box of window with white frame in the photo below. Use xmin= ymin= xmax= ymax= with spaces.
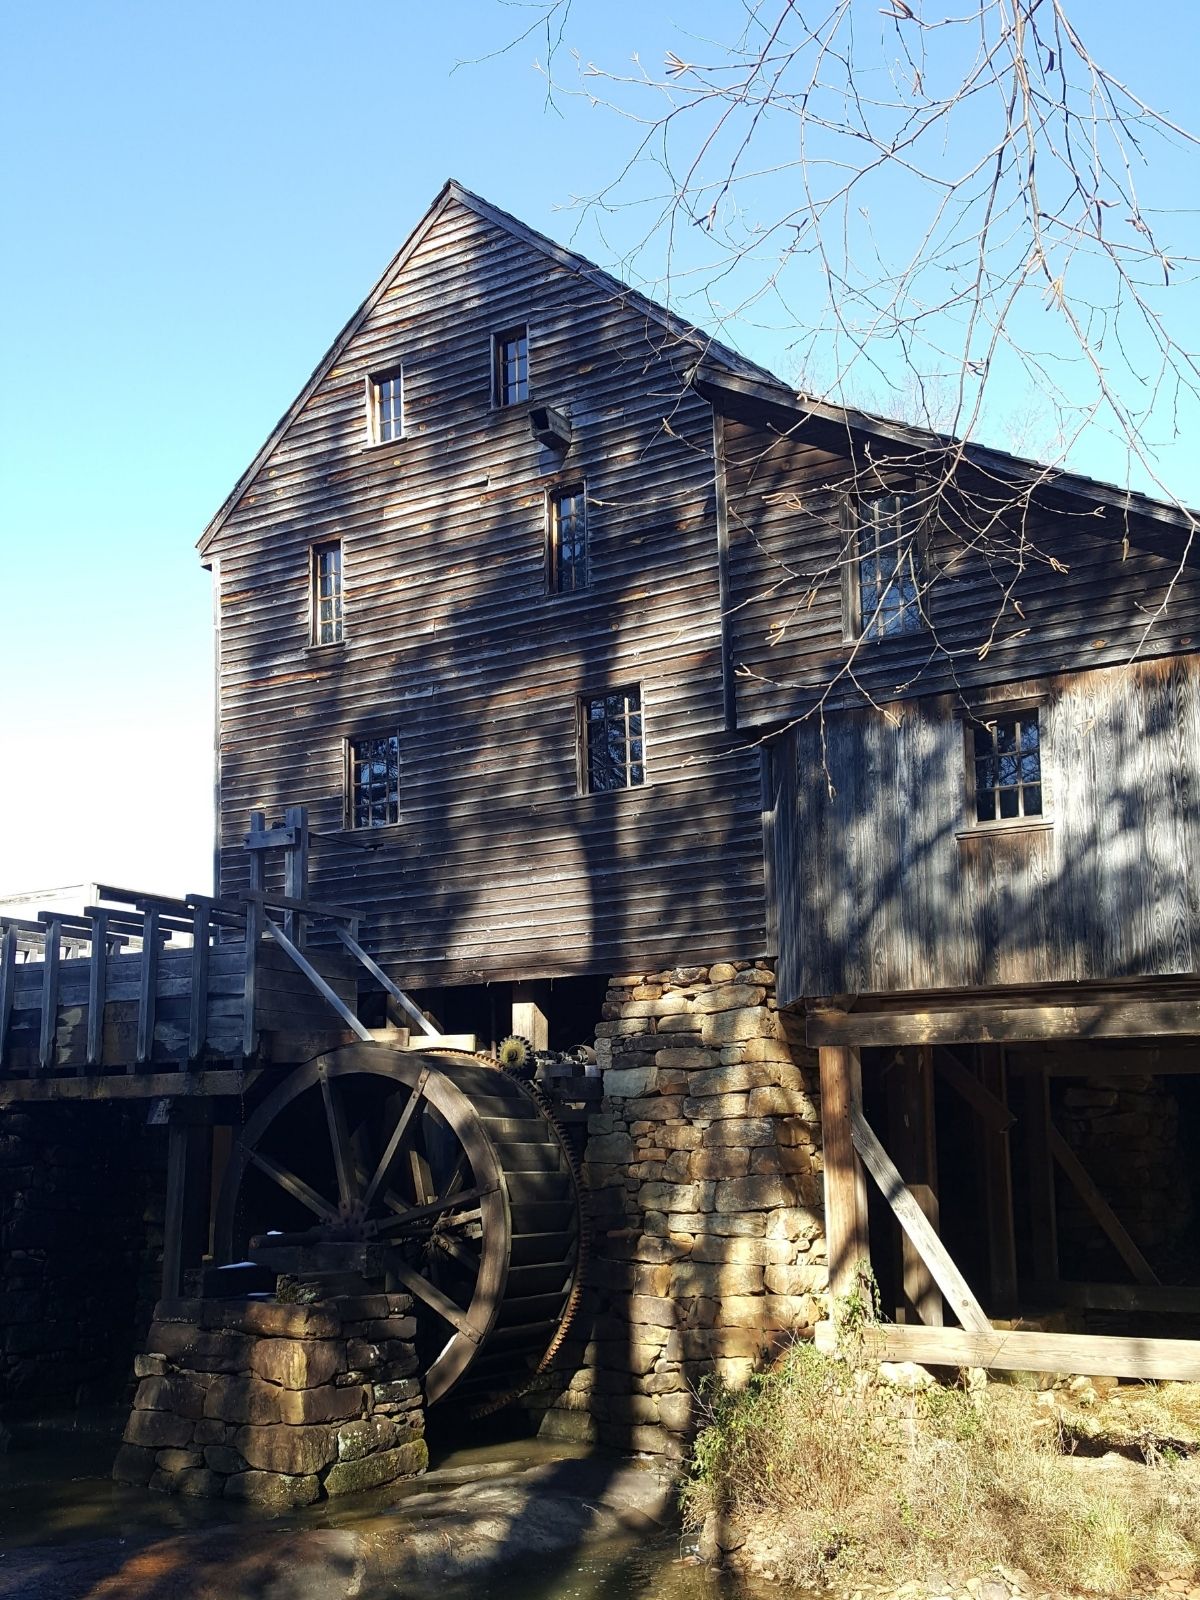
xmin=581 ymin=687 xmax=645 ymax=794
xmin=549 ymin=485 xmax=588 ymax=593
xmin=493 ymin=327 xmax=529 ymax=407
xmin=971 ymin=710 xmax=1042 ymax=823
xmin=311 ymin=541 xmax=343 ymax=646
xmin=847 ymin=492 xmax=927 ymax=640
xmin=368 ymin=368 xmax=404 ymax=444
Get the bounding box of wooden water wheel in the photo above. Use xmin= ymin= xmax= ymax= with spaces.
xmin=213 ymin=1043 xmax=584 ymax=1408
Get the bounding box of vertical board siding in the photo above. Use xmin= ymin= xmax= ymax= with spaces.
xmin=207 ymin=198 xmax=766 ymax=986
xmin=722 ymin=416 xmax=1200 ymax=731
xmin=774 ymin=653 xmax=1200 ymax=1004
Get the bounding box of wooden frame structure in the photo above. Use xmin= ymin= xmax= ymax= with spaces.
xmin=813 ymin=984 xmax=1200 ymax=1381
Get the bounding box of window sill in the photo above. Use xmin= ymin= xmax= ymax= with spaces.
xmin=361 ymin=436 xmax=406 ymax=451
xmin=305 ymin=641 xmax=346 ymax=657
xmin=955 ymin=817 xmax=1053 ymax=841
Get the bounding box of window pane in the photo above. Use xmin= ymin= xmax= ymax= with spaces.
xmin=349 ymin=734 xmax=399 ymax=827
xmin=999 ymin=786 xmax=1019 ymax=819
xmin=976 ymin=789 xmax=996 ymax=823
xmin=1024 ymin=784 xmax=1042 ymax=816
xmin=582 ymin=687 xmax=643 ymax=793
xmin=312 ymin=543 xmax=343 ymax=644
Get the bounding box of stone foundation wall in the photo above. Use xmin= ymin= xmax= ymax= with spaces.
xmin=536 ymin=958 xmax=827 ymax=1456
xmin=0 ymin=1104 xmax=163 ymax=1410
xmin=114 ymin=1294 xmax=427 ymax=1504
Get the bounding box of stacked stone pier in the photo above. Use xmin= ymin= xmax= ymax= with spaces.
xmin=114 ymin=1294 xmax=427 ymax=1505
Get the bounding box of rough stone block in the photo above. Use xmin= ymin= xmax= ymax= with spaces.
xmin=604 ymin=1066 xmax=657 ymax=1098
xmin=152 ymin=1298 xmax=205 ymax=1324
xmin=656 ymin=1014 xmax=704 ymax=1034
xmin=765 ymin=1206 xmax=824 ymax=1241
xmin=613 ymin=994 xmax=687 ymax=1019
xmin=691 ymin=985 xmax=767 ymax=1015
xmin=707 ymin=963 xmax=740 ymax=983
xmin=539 ymin=1408 xmax=600 ymax=1444
xmin=680 ymin=1326 xmax=772 ymax=1361
xmin=133 ymin=1353 xmax=167 ymax=1378
xmin=688 ymin=1148 xmax=749 ymax=1180
xmin=691 ymin=1236 xmax=794 ymax=1266
xmin=234 ymin=1423 xmax=338 ymax=1476
xmin=750 ymin=1147 xmax=816 ymax=1177
xmin=203 ymin=1374 xmax=366 ymax=1426
xmin=653 ymin=1046 xmax=719 ymax=1069
xmin=638 ymin=1181 xmax=713 ymax=1215
xmin=702 ymin=1117 xmax=774 ymax=1147
xmin=701 ymin=1009 xmax=778 ymax=1047
xmin=323 ymin=1439 xmax=428 ymax=1496
xmin=172 ymin=1468 xmax=226 ymax=1499
xmin=249 ymin=1336 xmax=345 ymax=1390
xmin=202 ymin=1299 xmax=341 ymax=1341
xmin=371 ymin=1378 xmax=421 ymax=1408
xmin=155 ymin=1447 xmax=204 ymax=1473
xmin=203 ymin=1444 xmax=249 ymax=1475
xmin=764 ymin=1264 xmax=828 ymax=1296
xmin=122 ymin=1409 xmax=196 ymax=1450
xmin=223 ymin=1470 xmax=321 ymax=1508
xmin=715 ymin=1175 xmax=804 ymax=1213
xmin=748 ymin=1087 xmax=819 ymax=1119
xmin=624 ymin=1294 xmax=680 ymax=1329
xmin=112 ymin=1442 xmax=157 ymax=1486
xmin=134 ymin=1372 xmax=206 ymax=1419
xmin=586 ymin=1132 xmax=634 ymax=1162
xmin=717 ymin=1295 xmax=816 ymax=1330
xmin=332 ymin=1294 xmax=390 ymax=1320
xmin=623 ymin=1095 xmax=685 ymax=1122
xmin=685 ymin=1064 xmax=774 ymax=1097
xmin=670 ymin=1262 xmax=764 ymax=1298
xmin=192 ymin=1418 xmax=234 ymax=1446
xmin=657 ymin=1391 xmax=696 ymax=1433
xmin=335 ymin=1415 xmax=399 ymax=1462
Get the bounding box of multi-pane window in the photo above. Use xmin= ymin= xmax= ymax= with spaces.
xmin=370 ymin=369 xmax=404 ymax=443
xmin=348 ymin=734 xmax=400 ymax=828
xmin=494 ymin=327 xmax=529 ymax=406
xmin=549 ymin=485 xmax=588 ymax=593
xmin=582 ymin=687 xmax=645 ymax=794
xmin=311 ymin=542 xmax=343 ymax=646
xmin=972 ymin=712 xmax=1042 ymax=823
xmin=856 ymin=493 xmax=925 ymax=639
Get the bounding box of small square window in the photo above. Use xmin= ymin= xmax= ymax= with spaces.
xmin=581 ymin=687 xmax=645 ymax=794
xmin=348 ymin=734 xmax=400 ymax=828
xmin=494 ymin=327 xmax=529 ymax=407
xmin=971 ymin=712 xmax=1042 ymax=823
xmin=549 ymin=485 xmax=588 ymax=593
xmin=368 ymin=369 xmax=404 ymax=444
xmin=311 ymin=541 xmax=343 ymax=646
xmin=848 ymin=492 xmax=926 ymax=640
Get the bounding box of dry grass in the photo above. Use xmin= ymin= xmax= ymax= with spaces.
xmin=681 ymin=1341 xmax=1200 ymax=1594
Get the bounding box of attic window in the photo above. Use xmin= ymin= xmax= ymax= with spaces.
xmin=845 ymin=492 xmax=927 ymax=640
xmin=494 ymin=328 xmax=529 ymax=407
xmin=368 ymin=369 xmax=404 ymax=444
xmin=972 ymin=712 xmax=1042 ymax=823
xmin=311 ymin=541 xmax=343 ymax=646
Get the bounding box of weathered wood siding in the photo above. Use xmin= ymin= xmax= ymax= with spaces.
xmin=205 ymin=195 xmax=766 ymax=987
xmin=770 ymin=653 xmax=1200 ymax=1004
xmin=723 ymin=415 xmax=1200 ymax=730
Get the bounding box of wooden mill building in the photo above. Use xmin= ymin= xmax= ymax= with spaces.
xmin=3 ymin=180 xmax=1199 ymax=1439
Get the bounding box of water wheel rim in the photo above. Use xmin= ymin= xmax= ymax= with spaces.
xmin=214 ymin=1042 xmax=511 ymax=1406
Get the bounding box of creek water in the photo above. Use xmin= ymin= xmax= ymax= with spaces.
xmin=0 ymin=1406 xmax=768 ymax=1599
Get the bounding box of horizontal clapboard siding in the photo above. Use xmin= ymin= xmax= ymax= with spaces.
xmin=207 ymin=196 xmax=766 ymax=986
xmin=723 ymin=416 xmax=1200 ymax=729
xmin=771 ymin=652 xmax=1200 ymax=1003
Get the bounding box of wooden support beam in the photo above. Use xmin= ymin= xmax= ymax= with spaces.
xmin=850 ymin=1106 xmax=992 ymax=1334
xmin=86 ymin=910 xmax=108 ymax=1070
xmin=162 ymin=1122 xmax=189 ymax=1301
xmin=331 ymin=924 xmax=441 ymax=1038
xmin=1023 ymin=1065 xmax=1059 ymax=1284
xmin=978 ymin=1046 xmax=1018 ymax=1315
xmin=933 ymin=1046 xmax=1015 ymax=1131
xmin=0 ymin=1069 xmax=258 ymax=1103
xmin=136 ymin=908 xmax=160 ymax=1066
xmin=282 ymin=805 xmax=309 ymax=946
xmin=242 ymin=895 xmax=261 ymax=1058
xmin=188 ymin=900 xmax=211 ymax=1062
xmin=1023 ymin=1280 xmax=1200 ymax=1315
xmin=512 ymin=981 xmax=550 ymax=1053
xmin=809 ymin=999 xmax=1200 ymax=1049
xmin=886 ymin=1046 xmax=942 ymax=1326
xmin=815 ymin=1319 xmax=1200 ymax=1383
xmin=818 ymin=1045 xmax=870 ymax=1304
xmin=1049 ymin=1126 xmax=1159 ymax=1286
xmin=38 ymin=919 xmax=61 ymax=1071
xmin=263 ymin=917 xmax=372 ymax=1042
xmin=0 ymin=925 xmax=17 ymax=1063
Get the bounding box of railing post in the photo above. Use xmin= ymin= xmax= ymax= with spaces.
xmin=242 ymin=896 xmax=261 ymax=1057
xmin=136 ymin=908 xmax=160 ymax=1067
xmin=39 ymin=920 xmax=61 ymax=1072
xmin=283 ymin=805 xmax=309 ymax=947
xmin=188 ymin=899 xmax=211 ymax=1063
xmin=0 ymin=925 xmax=17 ymax=1067
xmin=86 ymin=909 xmax=108 ymax=1070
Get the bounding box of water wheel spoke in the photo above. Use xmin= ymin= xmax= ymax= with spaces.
xmin=247 ymin=1149 xmax=339 ymax=1223
xmin=387 ymin=1256 xmax=485 ymax=1342
xmin=435 ymin=1232 xmax=480 ymax=1272
xmin=362 ymin=1066 xmax=430 ymax=1209
xmin=372 ymin=1185 xmax=491 ymax=1235
xmin=319 ymin=1068 xmax=358 ymax=1211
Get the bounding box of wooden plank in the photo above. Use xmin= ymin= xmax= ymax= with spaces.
xmin=978 ymin=1045 xmax=1018 ymax=1314
xmin=162 ymin=1123 xmax=188 ymax=1300
xmin=242 ymin=895 xmax=261 ymax=1057
xmin=38 ymin=920 xmax=61 ymax=1071
xmin=886 ymin=1046 xmax=942 ymax=1326
xmin=818 ymin=1046 xmax=870 ymax=1302
xmin=849 ymin=1105 xmax=992 ymax=1334
xmin=816 ymin=1320 xmax=1200 ymax=1383
xmin=0 ymin=925 xmax=17 ymax=1064
xmin=261 ymin=918 xmax=372 ymax=1041
xmin=1049 ymin=1126 xmax=1159 ymax=1286
xmin=188 ymin=901 xmax=211 ymax=1061
xmin=809 ymin=999 xmax=1200 ymax=1049
xmin=512 ymin=982 xmax=549 ymax=1052
xmin=1023 ymin=1064 xmax=1059 ymax=1283
xmin=85 ymin=910 xmax=108 ymax=1070
xmin=0 ymin=1069 xmax=257 ymax=1103
xmin=282 ymin=805 xmax=309 ymax=945
xmin=712 ymin=410 xmax=736 ymax=732
xmin=136 ymin=908 xmax=160 ymax=1066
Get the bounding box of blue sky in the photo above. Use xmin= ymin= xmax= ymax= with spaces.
xmin=2 ymin=2 xmax=1197 ymax=896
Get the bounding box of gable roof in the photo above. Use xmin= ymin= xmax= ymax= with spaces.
xmin=197 ymin=180 xmax=784 ymax=558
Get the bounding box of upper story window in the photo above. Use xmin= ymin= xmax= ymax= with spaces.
xmin=493 ymin=327 xmax=529 ymax=407
xmin=311 ymin=541 xmax=343 ymax=646
xmin=972 ymin=711 xmax=1042 ymax=823
xmin=845 ymin=492 xmax=927 ymax=641
xmin=549 ymin=485 xmax=588 ymax=593
xmin=581 ymin=687 xmax=645 ymax=794
xmin=348 ymin=733 xmax=400 ymax=828
xmin=368 ymin=368 xmax=404 ymax=444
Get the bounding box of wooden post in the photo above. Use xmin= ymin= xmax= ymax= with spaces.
xmin=819 ymin=1044 xmax=870 ymax=1305
xmin=85 ymin=910 xmax=108 ymax=1070
xmin=162 ymin=1118 xmax=211 ymax=1301
xmin=978 ymin=1044 xmax=1019 ymax=1314
xmin=188 ymin=899 xmax=211 ymax=1063
xmin=38 ymin=920 xmax=61 ymax=1072
xmin=0 ymin=925 xmax=17 ymax=1065
xmin=283 ymin=805 xmax=309 ymax=947
xmin=887 ymin=1046 xmax=943 ymax=1325
xmin=512 ymin=981 xmax=550 ymax=1052
xmin=1023 ymin=1061 xmax=1059 ymax=1284
xmin=242 ymin=895 xmax=261 ymax=1058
